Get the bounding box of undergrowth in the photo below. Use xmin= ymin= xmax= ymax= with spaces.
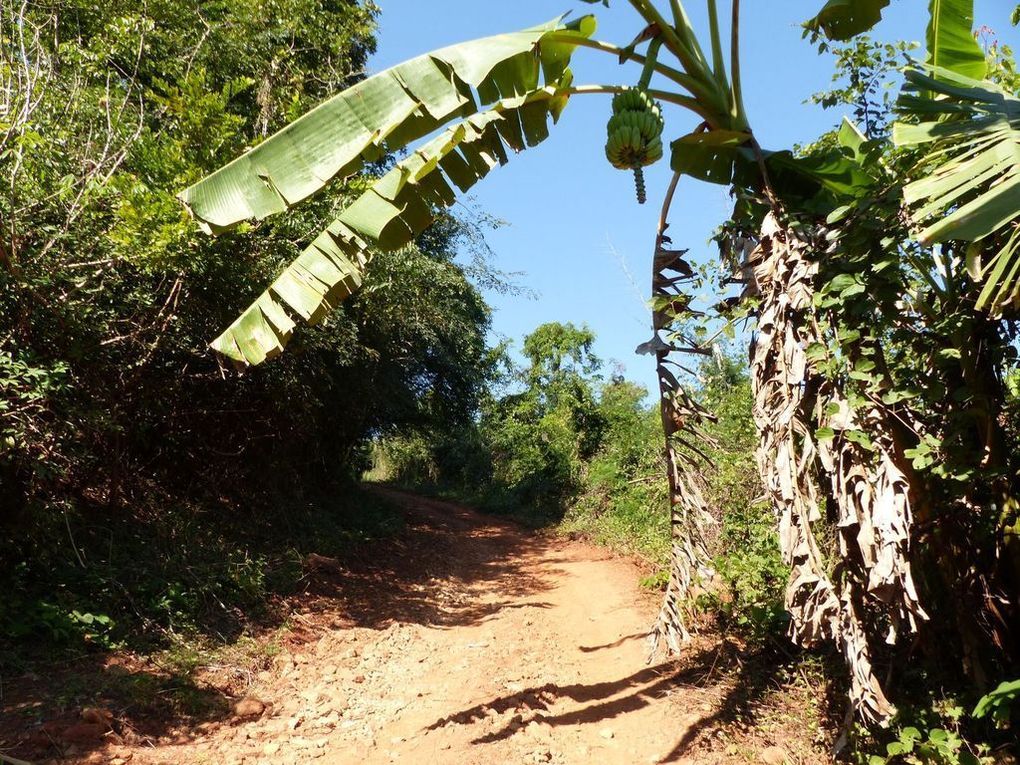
xmin=0 ymin=481 xmax=403 ymax=673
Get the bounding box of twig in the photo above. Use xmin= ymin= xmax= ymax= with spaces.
xmin=63 ymin=507 xmax=86 ymax=568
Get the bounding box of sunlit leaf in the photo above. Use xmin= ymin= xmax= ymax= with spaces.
xmin=837 ymin=117 xmax=868 ymax=161
xmin=179 ymin=16 xmax=595 ymax=234
xmin=804 ymin=0 xmax=890 ymax=41
xmin=211 ymin=87 xmax=573 ymax=364
xmin=926 ymin=0 xmax=986 ymax=82
xmin=895 ymin=67 xmax=1020 ymax=313
xmin=670 ymin=129 xmax=749 ymax=185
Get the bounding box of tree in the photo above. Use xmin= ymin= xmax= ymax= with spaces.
xmin=1 ymin=0 xmax=516 ymax=649
xmin=179 ymin=0 xmax=1020 ymax=726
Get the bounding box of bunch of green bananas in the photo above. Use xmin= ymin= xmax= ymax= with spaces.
xmin=605 ymin=88 xmax=664 ymax=204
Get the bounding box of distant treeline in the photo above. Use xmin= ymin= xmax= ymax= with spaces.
xmin=371 ymin=322 xmax=786 ymax=639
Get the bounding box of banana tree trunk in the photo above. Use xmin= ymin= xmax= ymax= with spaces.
xmin=747 ymin=212 xmax=904 ymax=723
xmin=647 ymin=202 xmax=718 ymax=654
xmin=651 ymin=358 xmax=716 ymax=653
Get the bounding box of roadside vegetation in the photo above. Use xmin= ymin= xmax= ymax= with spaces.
xmin=0 ymin=0 xmax=498 ymax=666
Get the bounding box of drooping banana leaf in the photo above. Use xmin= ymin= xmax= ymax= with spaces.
xmin=925 ymin=0 xmax=986 ymax=82
xmin=894 ymin=67 xmax=1020 ymax=313
xmin=179 ymin=16 xmax=595 ymax=234
xmin=670 ymin=129 xmax=750 ymax=185
xmin=804 ymin=0 xmax=890 ymax=41
xmin=211 ymin=86 xmax=573 ymax=364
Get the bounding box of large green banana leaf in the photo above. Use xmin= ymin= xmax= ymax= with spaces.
xmin=925 ymin=0 xmax=986 ymax=82
xmin=669 ymin=128 xmax=750 ymax=185
xmin=183 ymin=16 xmax=594 ymax=364
xmin=894 ymin=67 xmax=1020 ymax=313
xmin=211 ymin=86 xmax=573 ymax=364
xmin=804 ymin=0 xmax=890 ymax=41
xmin=179 ymin=16 xmax=595 ymax=234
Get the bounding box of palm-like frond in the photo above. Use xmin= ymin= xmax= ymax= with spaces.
xmin=894 ymin=67 xmax=1020 ymax=313
xmin=179 ymin=17 xmax=594 ymax=363
xmin=211 ymin=86 xmax=573 ymax=364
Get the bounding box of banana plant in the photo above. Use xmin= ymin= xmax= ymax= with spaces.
xmin=892 ymin=1 xmax=1020 ymax=315
xmin=179 ymin=0 xmax=895 ymax=364
xmin=179 ymin=3 xmax=767 ymax=364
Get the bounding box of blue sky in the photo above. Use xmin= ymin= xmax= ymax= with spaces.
xmin=368 ymin=1 xmax=1017 ymax=395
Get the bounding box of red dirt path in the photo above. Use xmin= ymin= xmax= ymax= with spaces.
xmin=3 ymin=489 xmax=829 ymax=765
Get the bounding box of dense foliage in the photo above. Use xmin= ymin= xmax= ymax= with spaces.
xmin=776 ymin=29 xmax=1020 ymax=757
xmin=0 ymin=0 xmax=495 ymax=656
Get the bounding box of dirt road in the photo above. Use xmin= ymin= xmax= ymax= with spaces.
xmin=259 ymin=489 xmax=690 ymax=765
xmin=7 ymin=489 xmax=829 ymax=764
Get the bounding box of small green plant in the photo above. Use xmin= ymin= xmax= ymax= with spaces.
xmin=867 ymin=725 xmax=981 ymax=765
xmin=6 ymin=599 xmax=118 ymax=649
xmin=973 ymin=679 xmax=1020 ymax=728
xmin=640 ymin=569 xmax=670 ymax=590
xmin=855 ymin=692 xmax=1013 ymax=765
